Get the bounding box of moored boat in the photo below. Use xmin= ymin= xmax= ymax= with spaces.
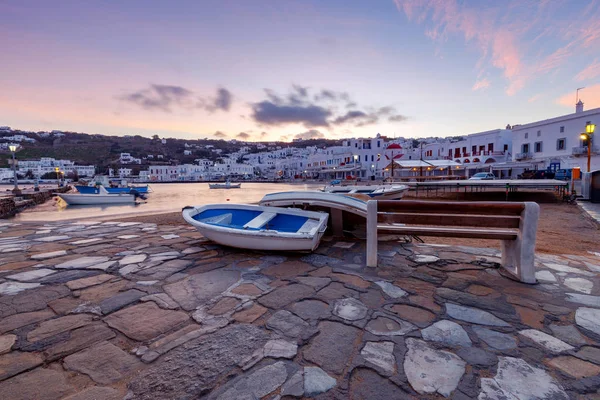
xmin=182 ymin=204 xmax=328 ymax=251
xmin=208 ymin=181 xmax=241 ymax=189
xmin=58 ymin=186 xmax=143 ymax=205
xmin=75 ymin=185 xmax=151 ymax=194
xmin=260 ymin=191 xmax=367 ymax=218
xmin=322 ymin=184 xmax=408 ymax=200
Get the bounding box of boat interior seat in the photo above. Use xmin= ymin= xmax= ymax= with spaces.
xmin=244 ymin=212 xmax=277 ymax=229
xmin=201 ymin=213 xmax=233 ymax=226
xmin=297 ymin=219 xmax=320 ymax=233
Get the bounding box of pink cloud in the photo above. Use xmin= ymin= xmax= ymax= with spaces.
xmin=528 ymin=94 xmax=542 ymax=103
xmin=576 ymin=59 xmax=600 ymax=82
xmin=472 ymin=78 xmax=491 ymax=91
xmin=556 ymin=84 xmax=600 ymax=109
xmin=394 ymin=0 xmax=600 ymax=96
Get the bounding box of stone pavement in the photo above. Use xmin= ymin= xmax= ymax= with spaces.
xmin=580 ymin=201 xmax=600 ymax=227
xmin=1 ymin=220 xmax=600 ymax=399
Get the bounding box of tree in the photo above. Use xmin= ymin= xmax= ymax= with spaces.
xmin=24 ymin=170 xmax=35 ymax=179
xmin=66 ymin=171 xmax=79 ymax=181
xmin=41 ymin=171 xmax=59 ymax=179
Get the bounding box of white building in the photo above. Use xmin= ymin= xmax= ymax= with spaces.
xmin=511 ymin=102 xmax=600 ymax=171
xmin=0 ymin=126 xmax=11 ymax=133
xmin=119 ymin=153 xmax=141 ymax=164
xmin=443 ymin=129 xmax=512 ymax=165
xmin=0 ymin=134 xmax=36 ymax=143
xmin=17 ymin=157 xmax=95 ymax=178
xmin=183 ymin=150 xmax=192 ymax=156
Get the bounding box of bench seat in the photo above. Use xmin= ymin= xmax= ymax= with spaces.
xmin=377 ymin=225 xmax=518 ymax=240
xmin=244 ymin=212 xmax=277 ymax=229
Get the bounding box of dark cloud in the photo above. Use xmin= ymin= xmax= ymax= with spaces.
xmin=121 ymin=84 xmax=194 ymax=112
xmin=280 ymin=135 xmax=290 ymax=142
xmin=214 ymin=131 xmax=227 ymax=138
xmin=204 ymin=87 xmax=233 ymax=112
xmin=260 ymin=131 xmax=268 ymax=137
xmin=237 ymin=132 xmax=250 ymax=139
xmin=389 ymin=114 xmax=408 ymax=122
xmin=121 ymin=85 xmax=233 ymax=113
xmin=251 ymin=101 xmax=331 ymax=127
xmin=250 ymin=86 xmax=408 ymax=129
xmin=334 ymin=107 xmax=407 ymax=127
xmin=294 ymin=129 xmax=325 ymax=140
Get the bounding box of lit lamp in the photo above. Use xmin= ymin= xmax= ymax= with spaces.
xmin=580 ymin=123 xmax=596 ymax=172
xmin=9 ymin=144 xmax=20 ymax=195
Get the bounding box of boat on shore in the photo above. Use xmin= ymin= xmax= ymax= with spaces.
xmin=58 ymin=186 xmax=144 ymax=205
xmin=209 ymin=181 xmax=241 ymax=189
xmin=182 ymin=204 xmax=328 ymax=251
xmin=322 ymin=184 xmax=409 ymax=200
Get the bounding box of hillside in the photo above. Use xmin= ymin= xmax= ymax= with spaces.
xmin=1 ymin=130 xmax=342 ymax=169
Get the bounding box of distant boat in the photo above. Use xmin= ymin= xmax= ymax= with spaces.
xmin=58 ymin=186 xmax=144 ymax=205
xmin=322 ymin=184 xmax=409 ymax=200
xmin=182 ymin=204 xmax=328 ymax=251
xmin=75 ymin=185 xmax=151 ymax=194
xmin=209 ymin=181 xmax=241 ymax=189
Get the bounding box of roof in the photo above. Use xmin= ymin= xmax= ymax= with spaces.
xmin=388 ymin=159 xmax=462 ymax=168
xmin=386 ymin=143 xmax=402 ymax=149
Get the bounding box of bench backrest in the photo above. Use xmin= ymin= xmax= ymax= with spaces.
xmin=375 ymin=200 xmax=525 ymax=229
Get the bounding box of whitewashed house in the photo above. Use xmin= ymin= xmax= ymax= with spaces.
xmin=511 ymin=102 xmax=600 ymax=171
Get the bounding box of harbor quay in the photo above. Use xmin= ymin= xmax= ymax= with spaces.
xmin=0 ymin=220 xmax=599 ymax=399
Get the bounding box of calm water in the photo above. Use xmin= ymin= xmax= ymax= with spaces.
xmin=11 ymin=182 xmax=324 ymax=222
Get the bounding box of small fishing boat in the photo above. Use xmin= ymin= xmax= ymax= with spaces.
xmin=209 ymin=181 xmax=241 ymax=189
xmin=75 ymin=185 xmax=151 ymax=194
xmin=58 ymin=186 xmax=145 ymax=205
xmin=182 ymin=204 xmax=328 ymax=251
xmin=322 ymin=184 xmax=409 ymax=200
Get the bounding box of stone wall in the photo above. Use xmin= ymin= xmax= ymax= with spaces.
xmin=0 ymin=186 xmax=71 ymax=218
xmin=0 ymin=198 xmax=17 ymax=218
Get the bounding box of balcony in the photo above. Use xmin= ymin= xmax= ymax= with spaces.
xmin=572 ymin=146 xmax=599 ymax=156
xmin=515 ymin=152 xmax=532 ymax=160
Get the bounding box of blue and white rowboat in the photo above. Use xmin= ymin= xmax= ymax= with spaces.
xmin=75 ymin=185 xmax=151 ymax=194
xmin=182 ymin=204 xmax=328 ymax=251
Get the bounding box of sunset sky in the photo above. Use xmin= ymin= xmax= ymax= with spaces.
xmin=1 ymin=0 xmax=599 ymax=142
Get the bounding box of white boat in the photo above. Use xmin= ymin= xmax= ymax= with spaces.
xmin=58 ymin=186 xmax=140 ymax=205
xmin=209 ymin=181 xmax=241 ymax=189
xmin=322 ymin=184 xmax=409 ymax=200
xmin=260 ymin=191 xmax=367 ymax=218
xmin=182 ymin=204 xmax=328 ymax=251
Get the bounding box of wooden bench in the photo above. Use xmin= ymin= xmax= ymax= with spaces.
xmin=366 ymin=200 xmax=540 ymax=283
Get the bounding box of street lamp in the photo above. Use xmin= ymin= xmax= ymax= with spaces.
xmin=580 ymin=123 xmax=596 ymax=172
xmin=8 ymin=144 xmax=20 ymax=195
xmin=54 ymin=167 xmax=60 ymax=188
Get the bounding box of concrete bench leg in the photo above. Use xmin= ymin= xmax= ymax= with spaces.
xmin=330 ymin=208 xmax=344 ymax=237
xmin=501 ymin=202 xmax=540 ymax=284
xmin=366 ymin=200 xmax=378 ymax=267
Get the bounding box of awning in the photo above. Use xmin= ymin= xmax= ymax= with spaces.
xmin=385 ymin=159 xmax=462 ymax=169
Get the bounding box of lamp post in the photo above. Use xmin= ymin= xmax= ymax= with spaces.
xmin=9 ymin=144 xmax=20 ymax=195
xmin=580 ymin=123 xmax=596 ymax=172
xmin=371 ymin=164 xmax=375 ymax=181
xmin=54 ymin=167 xmax=60 ymax=188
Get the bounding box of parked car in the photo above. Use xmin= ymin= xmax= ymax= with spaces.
xmin=469 ymin=172 xmax=495 ymax=180
xmin=533 ymin=170 xmax=555 ymax=179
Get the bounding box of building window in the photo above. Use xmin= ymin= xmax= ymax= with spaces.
xmin=534 ymin=142 xmax=543 ymax=152
xmin=537 ymin=130 xmax=541 ymax=137
xmin=371 ymin=155 xmax=374 ymax=162
xmin=524 ymin=132 xmax=528 ymax=139
xmin=377 ymin=141 xmax=380 ymax=148
xmin=488 ymin=143 xmax=494 ymax=152
xmin=364 ymin=155 xmax=367 ymax=162
xmin=556 ymin=138 xmax=566 ymax=150
xmin=560 ymin=126 xmax=564 ymax=133
xmin=522 ymin=143 xmax=530 ymax=153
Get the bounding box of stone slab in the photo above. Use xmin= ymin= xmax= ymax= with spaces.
xmin=404 ymin=338 xmax=465 ymax=397
xmin=6 ymin=269 xmax=56 ymax=282
xmin=54 ymin=256 xmax=109 ymax=269
xmin=0 ymin=309 xmax=56 ymax=334
xmin=43 ymin=323 xmax=116 ymax=361
xmin=473 ymin=326 xmax=517 ymax=351
xmin=64 ymin=341 xmax=141 ymax=384
xmin=0 ymin=368 xmax=75 ymax=400
xmin=99 ymin=289 xmax=145 ymax=314
xmin=575 ymin=307 xmax=600 ymax=337
xmin=361 ymin=341 xmax=396 ymax=375
xmin=164 ymin=269 xmax=240 ymax=311
xmin=421 ymin=320 xmax=472 ymax=347
xmin=0 ymin=351 xmax=43 ymax=381
xmin=27 ymin=314 xmax=93 ymax=342
xmin=104 ymin=302 xmax=189 ymax=341
xmin=304 ymin=366 xmax=336 ymax=396
xmin=66 ymin=274 xmax=113 ymax=290
xmin=63 ymin=386 xmax=122 ymax=400
xmin=518 ymin=329 xmax=575 ymax=354
xmin=445 ymin=303 xmax=510 ymax=327
xmin=303 ymin=321 xmax=360 ymax=374
xmin=258 ymin=284 xmax=315 ymax=309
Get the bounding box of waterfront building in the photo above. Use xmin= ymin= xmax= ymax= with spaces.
xmin=511 ymin=102 xmax=600 ymax=171
xmin=16 ymin=157 xmax=95 ymax=178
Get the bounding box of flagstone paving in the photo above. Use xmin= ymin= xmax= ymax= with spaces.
xmin=0 ymin=220 xmax=600 ymax=399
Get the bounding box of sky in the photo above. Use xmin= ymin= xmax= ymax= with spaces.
xmin=1 ymin=0 xmax=599 ymax=142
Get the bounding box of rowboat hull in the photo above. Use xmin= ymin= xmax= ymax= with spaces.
xmin=182 ymin=204 xmax=328 ymax=251
xmin=209 ymin=183 xmax=241 ymax=189
xmin=58 ymin=193 xmax=135 ymax=205
xmin=323 ymin=184 xmax=409 ymax=200
xmin=260 ymin=191 xmax=367 ymax=218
